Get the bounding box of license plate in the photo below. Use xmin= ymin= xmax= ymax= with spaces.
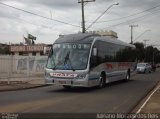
xmin=59 ymin=80 xmax=66 ymax=84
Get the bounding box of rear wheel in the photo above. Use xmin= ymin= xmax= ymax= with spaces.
xmin=124 ymin=71 xmax=130 ymax=81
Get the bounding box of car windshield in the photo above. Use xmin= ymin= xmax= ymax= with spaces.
xmin=47 ymin=43 xmax=91 ymax=70
xmin=137 ymin=63 xmax=146 ymax=67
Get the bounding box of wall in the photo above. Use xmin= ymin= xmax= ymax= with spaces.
xmin=0 ymin=55 xmax=48 ymax=74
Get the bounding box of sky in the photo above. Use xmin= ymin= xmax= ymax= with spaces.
xmin=0 ymin=0 xmax=160 ymax=48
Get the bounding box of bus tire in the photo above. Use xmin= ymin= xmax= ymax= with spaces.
xmin=63 ymin=85 xmax=71 ymax=89
xmin=98 ymin=73 xmax=106 ymax=88
xmin=124 ymin=70 xmax=130 ymax=81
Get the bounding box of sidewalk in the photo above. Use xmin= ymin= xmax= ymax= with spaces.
xmin=140 ymin=83 xmax=160 ymax=113
xmin=0 ymin=78 xmax=47 ymax=92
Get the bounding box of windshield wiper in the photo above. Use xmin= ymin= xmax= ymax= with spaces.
xmin=64 ymin=51 xmax=75 ymax=71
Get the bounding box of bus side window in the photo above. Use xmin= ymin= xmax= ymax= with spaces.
xmin=90 ymin=47 xmax=98 ymax=69
xmin=48 ymin=47 xmax=53 ymax=58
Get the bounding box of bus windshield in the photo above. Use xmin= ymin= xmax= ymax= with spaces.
xmin=47 ymin=43 xmax=91 ymax=70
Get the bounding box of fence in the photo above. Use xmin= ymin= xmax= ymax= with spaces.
xmin=0 ymin=55 xmax=48 ymax=82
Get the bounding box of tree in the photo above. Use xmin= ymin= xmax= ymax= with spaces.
xmin=0 ymin=44 xmax=10 ymax=54
xmin=134 ymin=42 xmax=160 ymax=63
xmin=134 ymin=42 xmax=145 ymax=62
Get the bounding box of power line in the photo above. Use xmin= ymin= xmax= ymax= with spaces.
xmin=0 ymin=2 xmax=81 ymax=28
xmin=88 ymin=4 xmax=160 ymax=30
xmin=150 ymin=40 xmax=160 ymax=46
xmin=8 ymin=15 xmax=57 ymax=30
xmin=0 ymin=10 xmax=59 ymax=30
xmin=134 ymin=30 xmax=151 ymax=42
xmin=86 ymin=2 xmax=119 ymax=30
xmin=95 ymin=4 xmax=160 ymax=23
xmin=103 ymin=9 xmax=160 ymax=29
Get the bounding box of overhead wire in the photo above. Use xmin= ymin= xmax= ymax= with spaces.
xmin=6 ymin=15 xmax=58 ymax=30
xmin=95 ymin=4 xmax=160 ymax=23
xmin=0 ymin=2 xmax=81 ymax=28
xmin=86 ymin=3 xmax=118 ymax=30
xmin=84 ymin=2 xmax=160 ymax=32
xmin=1 ymin=1 xmax=160 ymax=33
xmin=0 ymin=6 xmax=59 ymax=30
xmin=85 ymin=0 xmax=111 ymax=23
xmin=100 ymin=8 xmax=160 ymax=29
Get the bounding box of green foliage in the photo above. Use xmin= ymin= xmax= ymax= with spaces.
xmin=0 ymin=45 xmax=10 ymax=54
xmin=134 ymin=42 xmax=160 ymax=63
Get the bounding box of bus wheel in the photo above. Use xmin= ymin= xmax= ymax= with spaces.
xmin=98 ymin=76 xmax=105 ymax=88
xmin=63 ymin=85 xmax=71 ymax=89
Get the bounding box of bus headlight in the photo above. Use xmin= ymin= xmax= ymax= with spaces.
xmin=77 ymin=73 xmax=87 ymax=79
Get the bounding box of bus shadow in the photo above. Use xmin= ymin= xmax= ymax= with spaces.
xmin=49 ymin=87 xmax=95 ymax=93
xmin=106 ymin=79 xmax=134 ymax=87
xmin=48 ymin=80 xmax=135 ymax=93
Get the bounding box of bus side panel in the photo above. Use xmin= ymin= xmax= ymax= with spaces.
xmin=89 ymin=62 xmax=134 ymax=85
xmin=89 ymin=39 xmax=136 ymax=86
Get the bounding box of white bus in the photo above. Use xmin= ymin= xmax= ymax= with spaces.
xmin=44 ymin=33 xmax=136 ymax=89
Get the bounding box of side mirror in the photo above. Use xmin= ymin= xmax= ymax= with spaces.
xmin=93 ymin=48 xmax=97 ymax=56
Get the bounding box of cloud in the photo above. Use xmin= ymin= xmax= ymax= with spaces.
xmin=4 ymin=0 xmax=79 ymax=10
xmin=0 ymin=0 xmax=159 ymax=48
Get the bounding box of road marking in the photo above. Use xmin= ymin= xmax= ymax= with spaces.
xmin=133 ymin=82 xmax=160 ymax=119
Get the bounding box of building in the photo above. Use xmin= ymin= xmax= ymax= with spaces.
xmin=10 ymin=44 xmax=51 ymax=56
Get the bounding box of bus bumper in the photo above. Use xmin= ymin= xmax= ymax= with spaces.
xmin=45 ymin=78 xmax=91 ymax=87
xmin=45 ymin=77 xmax=98 ymax=87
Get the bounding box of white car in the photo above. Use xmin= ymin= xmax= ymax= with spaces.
xmin=136 ymin=63 xmax=152 ymax=73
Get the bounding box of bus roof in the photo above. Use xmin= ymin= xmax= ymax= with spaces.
xmin=55 ymin=33 xmax=99 ymax=44
xmin=54 ymin=33 xmax=135 ymax=48
xmin=98 ymin=36 xmax=135 ymax=48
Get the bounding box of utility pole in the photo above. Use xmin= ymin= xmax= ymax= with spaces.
xmin=144 ymin=39 xmax=149 ymax=62
xmin=78 ymin=0 xmax=95 ymax=33
xmin=129 ymin=25 xmax=138 ymax=44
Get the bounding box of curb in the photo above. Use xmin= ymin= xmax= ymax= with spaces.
xmin=129 ymin=81 xmax=160 ymax=113
xmin=0 ymin=84 xmax=50 ymax=92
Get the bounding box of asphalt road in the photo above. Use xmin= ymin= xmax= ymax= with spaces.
xmin=0 ymin=69 xmax=159 ymax=114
